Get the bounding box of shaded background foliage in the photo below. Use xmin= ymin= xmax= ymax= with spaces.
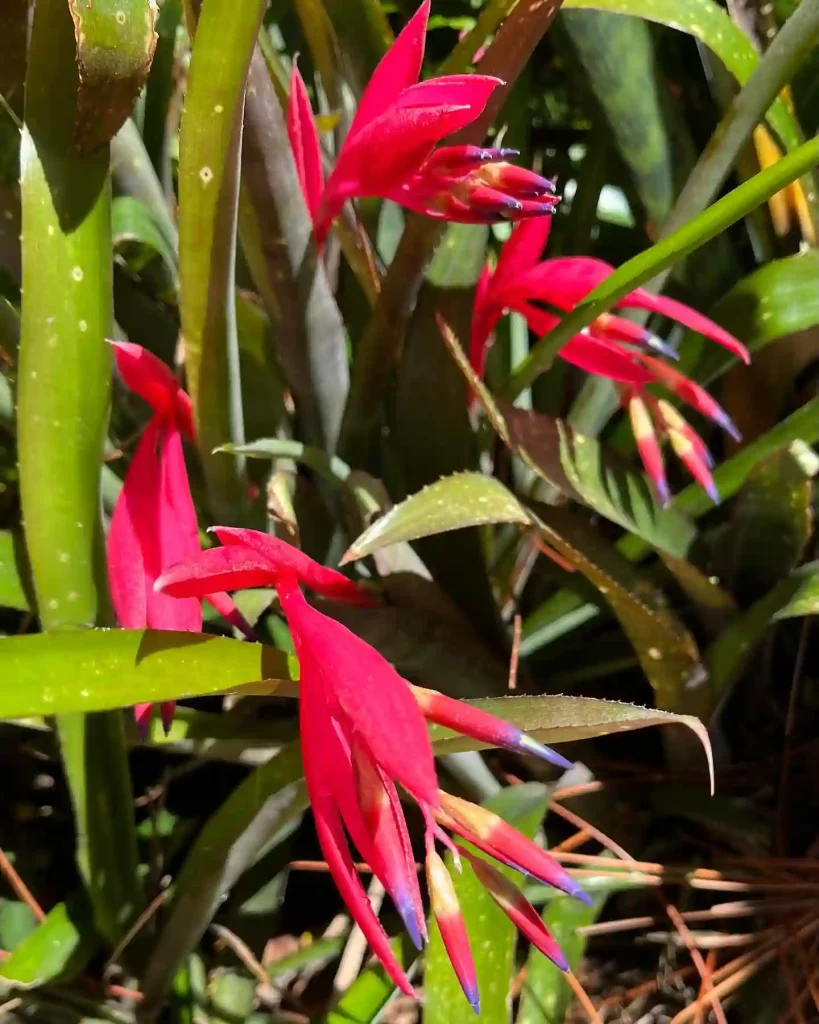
xmin=0 ymin=0 xmax=819 ymax=1021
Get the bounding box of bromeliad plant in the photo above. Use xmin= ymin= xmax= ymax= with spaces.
xmin=4 ymin=0 xmax=819 ymax=1019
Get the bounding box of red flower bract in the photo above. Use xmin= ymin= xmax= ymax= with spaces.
xmin=471 ymin=219 xmax=751 ymax=504
xmin=286 ymin=1 xmax=559 ymax=243
xmin=107 ymin=342 xmax=252 ymax=733
xmin=156 ymin=529 xmax=586 ymax=1009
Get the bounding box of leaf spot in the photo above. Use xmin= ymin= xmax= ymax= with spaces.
xmin=71 ymin=266 xmax=84 ymax=282
xmin=199 ymin=166 xmax=214 ymax=186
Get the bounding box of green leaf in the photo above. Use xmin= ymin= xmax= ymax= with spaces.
xmin=707 ymin=561 xmax=819 ymax=697
xmin=326 ymin=937 xmax=415 ymax=1024
xmin=499 ymin=402 xmax=696 ymax=558
xmin=0 ymin=530 xmax=29 ymax=611
xmin=424 ymin=784 xmax=550 ymax=1024
xmin=0 ymin=903 xmax=38 ymax=952
xmin=59 ymin=711 xmax=141 ymax=941
xmin=178 ymin=0 xmax=264 ymax=521
xmin=395 ymin=288 xmax=506 ymax=646
xmin=342 ymin=473 xmax=530 ymax=564
xmin=698 ymin=252 xmax=819 ymax=383
xmin=140 ymin=743 xmax=307 ymax=1012
xmin=507 ymin=135 xmax=819 ymax=397
xmin=0 ymin=630 xmax=298 ymax=719
xmin=208 ymin=970 xmax=258 ymax=1024
xmin=0 ymin=894 xmax=97 ymax=990
xmin=530 ymin=504 xmax=706 ymax=718
xmin=239 ymin=48 xmax=349 ymax=452
xmin=710 ymin=443 xmax=816 ymax=601
xmin=218 ymin=438 xmax=352 ymax=483
xmin=67 ymin=0 xmax=159 ymax=153
xmin=517 ymin=887 xmax=609 ymax=1024
xmin=428 ymin=694 xmax=713 ymax=789
xmin=560 ymin=9 xmax=682 ymax=227
xmin=112 ymin=194 xmax=178 ymax=300
xmin=561 ymin=0 xmax=801 ymax=154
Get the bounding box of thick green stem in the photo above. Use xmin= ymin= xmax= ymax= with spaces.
xmin=18 ymin=0 xmax=139 ymax=945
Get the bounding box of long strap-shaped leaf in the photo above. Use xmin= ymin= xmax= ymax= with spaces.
xmin=178 ymin=0 xmax=266 ymax=521
xmin=18 ymin=0 xmax=140 ymax=946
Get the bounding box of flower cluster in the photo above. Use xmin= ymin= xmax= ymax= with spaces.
xmin=155 ymin=530 xmax=587 ymax=1008
xmin=287 ymin=1 xmax=558 ymax=245
xmin=471 ymin=218 xmax=750 ymax=503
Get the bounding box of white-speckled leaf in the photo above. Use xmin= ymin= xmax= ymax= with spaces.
xmin=342 ymin=472 xmax=530 ymax=564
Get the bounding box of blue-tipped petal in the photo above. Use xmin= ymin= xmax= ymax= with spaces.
xmin=563 ymin=877 xmax=594 ymax=906
xmin=642 ymin=332 xmax=679 ymax=361
xmin=517 ymin=733 xmax=574 ymax=772
xmin=713 ymin=408 xmax=741 ymax=443
xmin=396 ymin=896 xmax=425 ymax=951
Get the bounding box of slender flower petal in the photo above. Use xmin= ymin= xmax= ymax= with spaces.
xmin=426 ymin=846 xmax=480 ymax=1013
xmin=628 ymin=392 xmax=670 ymax=507
xmin=460 ymin=850 xmax=570 ymax=970
xmin=411 ymin=686 xmax=573 ymax=770
xmin=657 ymin=400 xmax=720 ymax=503
xmin=287 ymin=65 xmax=324 ymax=224
xmin=436 ymin=793 xmax=590 ymax=903
xmin=352 ymin=740 xmax=427 ymax=948
xmin=347 ymin=0 xmax=430 ymax=137
xmin=213 ymin=526 xmax=378 ymax=605
xmin=636 ymin=356 xmax=741 ymax=440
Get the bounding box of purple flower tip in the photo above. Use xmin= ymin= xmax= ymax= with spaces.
xmin=656 ymin=479 xmax=672 ymax=508
xmin=517 ymin=733 xmax=574 ymax=772
xmin=565 ymin=877 xmax=594 ymax=907
xmin=705 ymin=481 xmax=721 ymax=505
xmin=466 ymin=987 xmax=481 ymax=1015
xmin=642 ymin=332 xmax=679 ymax=361
xmin=715 ymin=410 xmax=741 ymax=443
xmin=396 ymin=897 xmax=424 ymax=951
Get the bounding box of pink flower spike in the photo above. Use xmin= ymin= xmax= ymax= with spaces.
xmin=621 ymin=289 xmax=750 ymax=364
xmin=426 ymin=846 xmax=480 ymax=1013
xmin=275 ymin=573 xmax=440 ymax=809
xmin=211 ymin=527 xmax=377 ymax=606
xmin=287 ymin=64 xmax=324 ymax=225
xmin=460 ymin=849 xmax=570 ymax=971
xmin=411 ymin=686 xmax=573 ymax=770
